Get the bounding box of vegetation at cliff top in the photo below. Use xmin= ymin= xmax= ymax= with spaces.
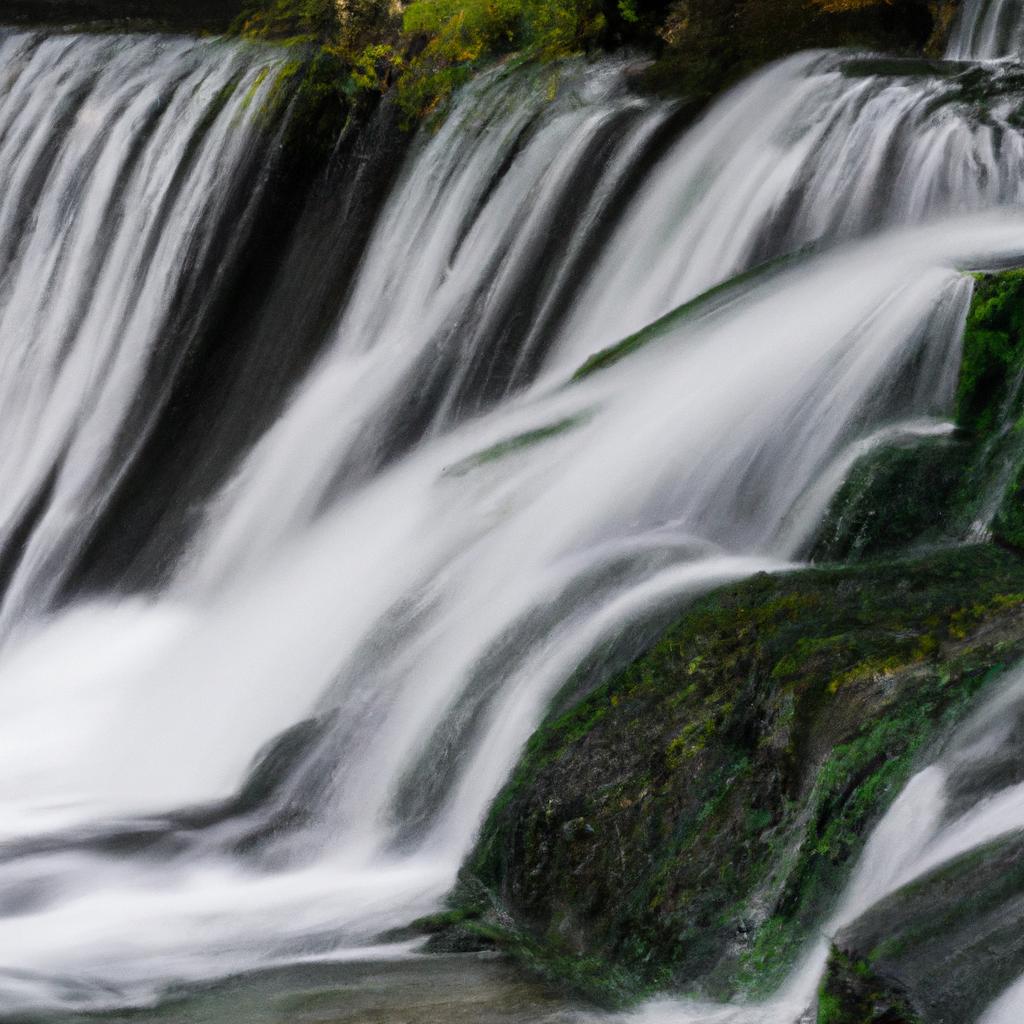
xmin=233 ymin=0 xmax=956 ymax=119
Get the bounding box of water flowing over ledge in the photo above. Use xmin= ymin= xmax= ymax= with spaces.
xmin=3 ymin=14 xmax=1024 ymax=1020
xmin=948 ymin=0 xmax=1024 ymax=61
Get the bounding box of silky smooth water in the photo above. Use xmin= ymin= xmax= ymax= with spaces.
xmin=3 ymin=14 xmax=1024 ymax=1022
xmin=948 ymin=0 xmax=1024 ymax=60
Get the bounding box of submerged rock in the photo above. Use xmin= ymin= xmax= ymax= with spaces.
xmin=454 ymin=545 xmax=1024 ymax=1003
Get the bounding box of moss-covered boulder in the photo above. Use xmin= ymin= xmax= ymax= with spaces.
xmin=455 ymin=545 xmax=1024 ymax=1004
xmin=822 ymin=831 xmax=1024 ymax=1023
xmin=968 ymin=271 xmax=1024 ymax=551
xmin=810 ymin=434 xmax=970 ymax=563
xmin=817 ymin=947 xmax=922 ymax=1024
xmin=812 ymin=271 xmax=1024 ymax=563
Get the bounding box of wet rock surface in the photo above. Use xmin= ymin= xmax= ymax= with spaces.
xmin=455 ymin=546 xmax=1024 ymax=1003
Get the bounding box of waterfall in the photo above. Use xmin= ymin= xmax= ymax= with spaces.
xmin=948 ymin=0 xmax=1024 ymax=60
xmin=183 ymin=50 xmax=1024 ymax=584
xmin=0 ymin=29 xmax=285 ymax=629
xmin=3 ymin=17 xmax=1024 ymax=1019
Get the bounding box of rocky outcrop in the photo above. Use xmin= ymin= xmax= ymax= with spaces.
xmin=453 ymin=545 xmax=1024 ymax=1004
xmin=823 ymin=831 xmax=1024 ymax=1023
xmin=443 ymin=274 xmax=1024 ymax=1009
xmin=641 ymin=0 xmax=959 ymax=98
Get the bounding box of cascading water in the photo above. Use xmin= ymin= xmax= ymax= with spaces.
xmin=184 ymin=48 xmax=1024 ymax=583
xmin=4 ymin=10 xmax=1024 ymax=1022
xmin=0 ymin=29 xmax=285 ymax=630
xmin=948 ymin=0 xmax=1024 ymax=61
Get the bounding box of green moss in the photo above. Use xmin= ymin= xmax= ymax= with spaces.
xmin=408 ymin=908 xmax=481 ymax=932
xmin=395 ymin=0 xmax=655 ymax=117
xmin=810 ymin=435 xmax=969 ymax=563
xmin=956 ymin=271 xmax=1024 ymax=438
xmin=234 ymin=0 xmax=342 ymax=43
xmin=817 ymin=948 xmax=922 ymax=1024
xmin=460 ymin=545 xmax=1024 ymax=1004
xmin=993 ymin=472 xmax=1024 ymax=548
xmin=813 ymin=270 xmax=1024 ymax=562
xmin=250 ymin=47 xmax=359 ymax=174
xmin=443 ymin=415 xmax=588 ymax=477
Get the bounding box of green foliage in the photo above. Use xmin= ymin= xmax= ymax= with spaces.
xmin=235 ymin=0 xmax=341 ymax=43
xmin=235 ymin=0 xmax=405 ymax=114
xmin=350 ymin=42 xmax=403 ymax=92
xmin=397 ymin=0 xmax=605 ymax=116
xmin=231 ymin=0 xmax=956 ymax=130
xmin=617 ymin=0 xmax=639 ymax=22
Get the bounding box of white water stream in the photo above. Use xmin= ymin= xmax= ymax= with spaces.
xmin=948 ymin=0 xmax=1024 ymax=60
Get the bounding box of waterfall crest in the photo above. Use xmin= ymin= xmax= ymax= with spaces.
xmin=185 ymin=50 xmax=1024 ymax=585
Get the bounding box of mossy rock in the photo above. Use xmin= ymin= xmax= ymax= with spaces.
xmin=1 ymin=0 xmax=244 ymax=32
xmin=826 ymin=831 xmax=1024 ymax=1023
xmin=456 ymin=545 xmax=1024 ymax=1004
xmin=810 ymin=434 xmax=969 ymax=563
xmin=813 ymin=270 xmax=1024 ymax=562
xmin=817 ymin=947 xmax=922 ymax=1024
xmin=965 ymin=271 xmax=1024 ymax=550
xmin=639 ymin=0 xmax=952 ymax=100
xmin=233 ymin=0 xmax=342 ymax=43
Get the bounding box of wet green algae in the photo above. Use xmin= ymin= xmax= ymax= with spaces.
xmin=817 ymin=947 xmax=923 ymax=1024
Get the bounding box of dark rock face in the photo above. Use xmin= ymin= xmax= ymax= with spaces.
xmin=1 ymin=0 xmax=244 ymax=32
xmin=825 ymin=832 xmax=1024 ymax=1024
xmin=640 ymin=0 xmax=958 ymax=99
xmin=455 ymin=546 xmax=1024 ymax=1003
